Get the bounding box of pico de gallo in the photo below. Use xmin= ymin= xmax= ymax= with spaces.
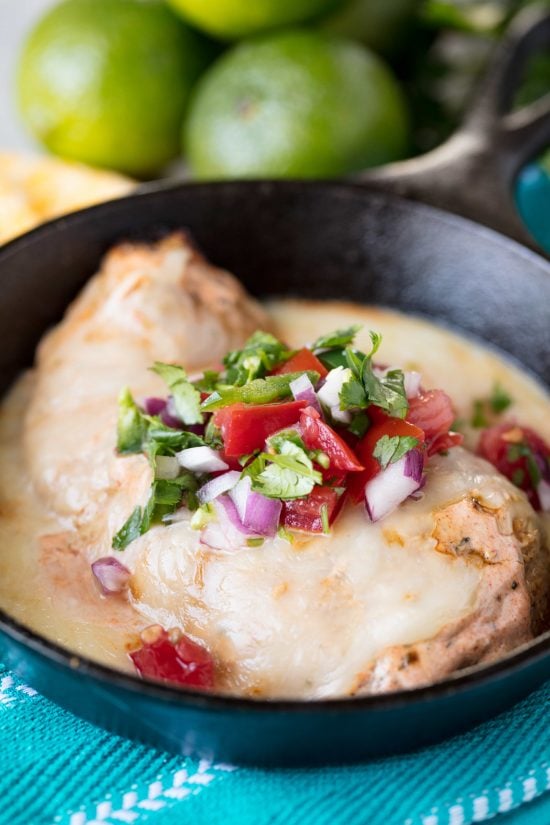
xmin=111 ymin=326 xmax=550 ymax=558
xmin=111 ymin=326 xmax=468 ymax=551
xmin=101 ymin=326 xmax=550 ymax=688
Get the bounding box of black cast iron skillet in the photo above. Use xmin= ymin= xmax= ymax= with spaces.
xmin=0 ymin=7 xmax=549 ymax=766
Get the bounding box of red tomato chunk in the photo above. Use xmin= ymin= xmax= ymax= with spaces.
xmin=478 ymin=422 xmax=550 ymax=510
xmin=348 ymin=413 xmax=425 ymax=503
xmin=407 ymin=389 xmax=454 ymax=449
xmin=214 ymin=400 xmax=307 ymax=457
xmin=273 ymin=347 xmax=328 ymax=378
xmin=283 ymin=486 xmax=342 ymax=533
xmin=130 ymin=626 xmax=214 ymax=690
xmin=300 ymin=406 xmax=364 ymax=472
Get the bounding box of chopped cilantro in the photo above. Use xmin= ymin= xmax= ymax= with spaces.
xmin=246 ymin=537 xmax=265 ymax=547
xmin=277 ymin=525 xmax=295 ymax=543
xmin=340 ymin=372 xmax=367 ymax=409
xmin=145 ymin=422 xmax=204 ymax=452
xmin=267 ymin=429 xmax=307 ymax=453
xmin=334 ymin=332 xmax=408 ymax=419
xmin=223 ymin=331 xmax=292 ymax=386
xmin=112 ymin=506 xmax=142 ymax=550
xmin=252 ymin=463 xmax=318 ymax=499
xmin=373 ymin=434 xmax=419 ymax=469
xmin=506 ymin=442 xmax=542 ymax=487
xmin=320 ymin=504 xmax=330 ymax=534
xmin=311 ymin=450 xmax=330 ymax=469
xmin=471 ymin=400 xmax=489 ymax=429
xmin=506 ymin=444 xmax=522 ymax=462
xmin=193 ymin=369 xmax=221 ymax=393
xmin=348 ymin=411 xmax=370 ymax=438
xmin=246 ymin=434 xmax=322 ymax=499
xmin=203 ymin=416 xmax=223 ymax=449
xmin=512 ymin=468 xmax=526 ymax=486
xmin=490 ymin=383 xmax=513 ymax=414
xmin=362 ymin=365 xmax=408 ymax=420
xmin=201 ymin=371 xmax=319 ymax=411
xmin=117 ymin=387 xmax=149 ymax=454
xmin=150 ymin=362 xmax=203 ymax=425
xmin=471 ymin=383 xmax=513 ymax=428
xmin=316 ymin=349 xmax=351 ymax=371
xmin=190 ymin=503 xmax=214 ymax=530
xmin=112 ymin=473 xmax=199 ymax=550
xmin=311 ymin=325 xmax=361 ymax=352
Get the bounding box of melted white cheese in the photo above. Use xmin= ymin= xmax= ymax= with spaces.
xmin=0 ymin=300 xmax=548 ymax=694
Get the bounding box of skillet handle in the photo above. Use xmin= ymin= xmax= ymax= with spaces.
xmin=357 ymin=4 xmax=550 ymax=256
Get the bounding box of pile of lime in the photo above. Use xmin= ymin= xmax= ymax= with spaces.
xmin=17 ymin=0 xmax=419 ymax=179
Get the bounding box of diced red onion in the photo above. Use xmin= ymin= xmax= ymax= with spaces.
xmin=91 ymin=556 xmax=130 ymax=595
xmin=404 ymin=371 xmax=421 ymax=399
xmin=197 ymin=470 xmax=241 ymax=504
xmin=143 ymin=396 xmax=166 ymax=416
xmin=317 ymin=366 xmax=352 ymax=424
xmin=229 ymin=475 xmax=252 ymax=520
xmin=217 ymin=495 xmax=253 ymax=533
xmin=161 ymin=396 xmax=184 ymax=429
xmin=142 ymin=396 xmax=183 ymax=429
xmin=290 ymin=374 xmax=321 ymax=413
xmin=364 ymin=449 xmax=425 ymax=522
xmin=229 ymin=476 xmax=282 ymax=536
xmin=408 ymin=474 xmax=427 ymax=500
xmin=155 ymin=455 xmax=180 ymax=480
xmin=537 ymin=479 xmax=550 ymax=512
xmin=403 ymin=448 xmax=424 ymax=482
xmin=177 ymin=446 xmax=228 ymax=473
xmin=200 ymin=496 xmax=259 ymax=551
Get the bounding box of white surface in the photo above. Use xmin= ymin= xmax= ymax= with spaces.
xmin=0 ymin=0 xmax=53 ymax=152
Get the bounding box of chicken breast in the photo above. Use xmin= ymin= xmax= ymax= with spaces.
xmin=122 ymin=447 xmax=548 ymax=698
xmin=22 ymin=235 xmax=549 ymax=699
xmin=25 ymin=233 xmax=268 ymax=522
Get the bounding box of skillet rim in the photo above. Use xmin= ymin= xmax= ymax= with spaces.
xmin=0 ymin=177 xmax=549 ymax=271
xmin=0 ymin=604 xmax=549 ymax=712
xmin=0 ymin=177 xmax=549 ymax=713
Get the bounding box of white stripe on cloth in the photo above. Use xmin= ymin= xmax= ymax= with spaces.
xmin=0 ymin=674 xmax=37 ymax=707
xmin=413 ymin=764 xmax=550 ymax=825
xmin=62 ymin=760 xmax=237 ymax=825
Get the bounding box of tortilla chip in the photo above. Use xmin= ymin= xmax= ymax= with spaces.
xmin=0 ymin=153 xmax=134 ymax=245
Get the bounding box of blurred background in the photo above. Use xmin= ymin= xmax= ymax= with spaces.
xmin=0 ymin=0 xmax=548 ymax=249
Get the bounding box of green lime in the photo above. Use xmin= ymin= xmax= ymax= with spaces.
xmin=185 ymin=30 xmax=409 ymax=180
xmin=18 ymin=0 xmax=215 ymax=176
xmin=320 ymin=0 xmax=419 ymax=56
xmin=167 ymin=0 xmax=339 ymax=40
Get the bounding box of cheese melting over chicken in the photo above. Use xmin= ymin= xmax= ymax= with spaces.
xmin=0 ymin=235 xmax=548 ymax=699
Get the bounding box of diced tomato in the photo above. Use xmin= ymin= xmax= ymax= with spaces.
xmin=273 ymin=347 xmax=328 ymax=378
xmin=428 ymin=430 xmax=464 ymax=455
xmin=348 ymin=413 xmax=425 ymax=503
xmin=214 ymin=400 xmax=307 ymax=457
xmin=406 ymin=389 xmax=455 ymax=442
xmin=130 ymin=626 xmax=214 ymax=690
xmin=478 ymin=421 xmax=550 ymax=509
xmin=218 ymin=450 xmax=242 ymax=471
xmin=283 ymin=486 xmax=342 ymax=533
xmin=320 ymin=469 xmax=348 ymax=487
xmin=366 ymin=405 xmax=392 ymax=425
xmin=300 ymin=406 xmax=364 ymax=473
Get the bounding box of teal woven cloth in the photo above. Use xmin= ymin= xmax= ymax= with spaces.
xmin=0 ymin=662 xmax=548 ymax=825
xmin=1 ymin=162 xmax=549 ymax=825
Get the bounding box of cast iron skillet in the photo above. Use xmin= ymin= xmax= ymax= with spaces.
xmin=0 ymin=7 xmax=549 ymax=766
